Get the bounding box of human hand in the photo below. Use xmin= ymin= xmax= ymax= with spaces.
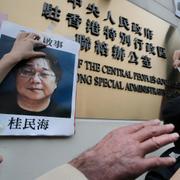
xmin=173 ymin=50 xmax=180 ymax=69
xmin=70 ymin=119 xmax=179 ymax=180
xmin=8 ymin=32 xmax=46 ymax=64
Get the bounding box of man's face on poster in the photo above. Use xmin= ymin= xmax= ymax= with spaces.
xmin=16 ymin=58 xmax=57 ymax=101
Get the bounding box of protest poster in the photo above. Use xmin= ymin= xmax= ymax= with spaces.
xmin=0 ymin=21 xmax=80 ymax=136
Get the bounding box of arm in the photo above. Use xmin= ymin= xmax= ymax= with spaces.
xmin=0 ymin=32 xmax=46 ymax=83
xmin=36 ymin=164 xmax=88 ymax=180
xmin=70 ymin=119 xmax=179 ymax=180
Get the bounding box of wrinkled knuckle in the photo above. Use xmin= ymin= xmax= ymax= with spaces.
xmin=151 ymin=137 xmax=161 ymax=149
xmin=141 ymin=124 xmax=145 ymax=129
xmin=154 ymin=158 xmax=162 ymax=167
xmin=148 ymin=127 xmax=157 ymax=137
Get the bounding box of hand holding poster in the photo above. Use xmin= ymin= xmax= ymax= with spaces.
xmin=0 ymin=21 xmax=80 ymax=136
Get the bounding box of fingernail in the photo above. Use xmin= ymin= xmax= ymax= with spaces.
xmin=153 ymin=119 xmax=161 ymax=122
xmin=165 ymin=124 xmax=175 ymax=129
xmin=171 ymin=157 xmax=176 ymax=163
xmin=171 ymin=133 xmax=179 ymax=138
xmin=149 ymin=119 xmax=161 ymax=124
